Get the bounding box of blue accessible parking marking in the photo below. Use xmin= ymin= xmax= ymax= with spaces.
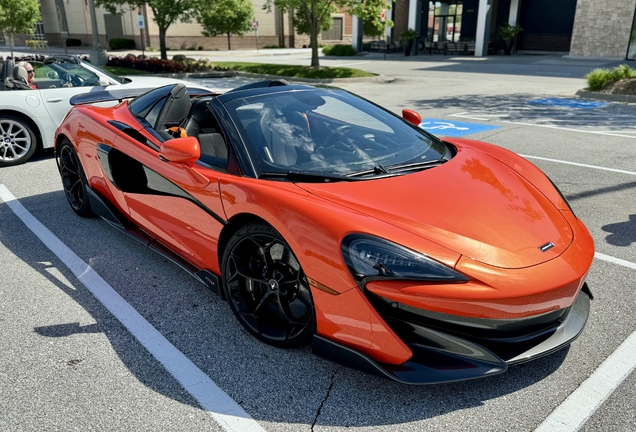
xmin=528 ymin=98 xmax=609 ymax=109
xmin=419 ymin=118 xmax=501 ymax=137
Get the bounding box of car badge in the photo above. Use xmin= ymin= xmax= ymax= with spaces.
xmin=539 ymin=242 xmax=555 ymax=252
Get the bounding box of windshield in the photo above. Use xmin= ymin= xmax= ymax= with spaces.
xmin=79 ymin=59 xmax=124 ymax=84
xmin=225 ymin=88 xmax=448 ymax=177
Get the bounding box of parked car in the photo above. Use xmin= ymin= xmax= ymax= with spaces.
xmin=55 ymin=81 xmax=595 ymax=384
xmin=0 ymin=55 xmax=212 ymax=167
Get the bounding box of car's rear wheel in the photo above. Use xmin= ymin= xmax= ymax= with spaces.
xmin=58 ymin=139 xmax=93 ymax=217
xmin=0 ymin=116 xmax=37 ymax=167
xmin=222 ymin=223 xmax=315 ymax=347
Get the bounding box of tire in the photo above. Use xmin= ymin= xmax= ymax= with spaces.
xmin=58 ymin=139 xmax=94 ymax=217
xmin=222 ymin=222 xmax=315 ymax=347
xmin=0 ymin=115 xmax=37 ymax=167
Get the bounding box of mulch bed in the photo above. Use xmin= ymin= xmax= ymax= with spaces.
xmin=601 ymin=77 xmax=636 ymax=95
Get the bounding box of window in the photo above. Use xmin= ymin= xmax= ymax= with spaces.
xmin=321 ymin=17 xmax=343 ymax=41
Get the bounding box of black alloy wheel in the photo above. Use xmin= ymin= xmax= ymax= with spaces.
xmin=222 ymin=223 xmax=315 ymax=347
xmin=58 ymin=139 xmax=93 ymax=217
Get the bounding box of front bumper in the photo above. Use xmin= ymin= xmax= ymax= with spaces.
xmin=312 ymin=285 xmax=591 ymax=385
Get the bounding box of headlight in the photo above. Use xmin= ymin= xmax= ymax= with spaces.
xmin=547 ymin=176 xmax=576 ymax=218
xmin=341 ymin=234 xmax=468 ymax=286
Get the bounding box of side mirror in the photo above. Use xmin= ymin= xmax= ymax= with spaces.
xmin=160 ymin=136 xmax=200 ymax=165
xmin=402 ymin=109 xmax=422 ymax=127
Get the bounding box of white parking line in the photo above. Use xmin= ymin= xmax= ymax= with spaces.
xmin=534 ymin=330 xmax=636 ymax=432
xmin=0 ymin=185 xmax=265 ymax=432
xmin=534 ymin=254 xmax=636 ymax=432
xmin=594 ymin=252 xmax=636 ymax=271
xmin=519 ymin=155 xmax=636 ymax=176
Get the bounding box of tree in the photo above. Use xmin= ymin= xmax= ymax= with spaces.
xmin=265 ymin=0 xmax=391 ymax=67
xmin=197 ymin=0 xmax=254 ymax=50
xmin=0 ymin=0 xmax=41 ymax=58
xmin=96 ymin=0 xmax=195 ymax=59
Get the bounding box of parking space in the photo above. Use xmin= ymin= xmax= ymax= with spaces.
xmin=1 ymin=57 xmax=636 ymax=431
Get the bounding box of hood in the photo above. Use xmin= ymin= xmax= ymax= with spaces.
xmin=299 ymin=146 xmax=573 ymax=269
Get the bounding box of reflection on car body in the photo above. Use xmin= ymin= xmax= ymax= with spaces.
xmin=54 ymin=80 xmax=595 ymax=385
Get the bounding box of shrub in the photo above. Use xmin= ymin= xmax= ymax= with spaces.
xmin=109 ymin=38 xmax=136 ymax=50
xmin=106 ymin=55 xmax=230 ymax=73
xmin=586 ymin=64 xmax=636 ymax=91
xmin=65 ymin=38 xmax=82 ymax=47
xmin=322 ymin=44 xmax=356 ymax=56
xmin=172 ymin=54 xmax=187 ymax=62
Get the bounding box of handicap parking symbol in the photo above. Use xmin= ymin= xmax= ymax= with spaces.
xmin=418 ymin=118 xmax=501 ymax=137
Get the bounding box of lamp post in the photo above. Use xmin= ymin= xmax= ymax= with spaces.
xmin=88 ymin=0 xmax=108 ymax=65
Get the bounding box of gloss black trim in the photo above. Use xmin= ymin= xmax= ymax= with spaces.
xmin=85 ymin=184 xmax=224 ymax=297
xmin=107 ymin=120 xmax=160 ymax=151
xmin=96 ymin=143 xmax=226 ymax=226
xmin=368 ymin=285 xmax=591 ymax=367
xmin=312 ymin=334 xmax=507 ymax=385
xmin=313 ymin=288 xmax=590 ymax=384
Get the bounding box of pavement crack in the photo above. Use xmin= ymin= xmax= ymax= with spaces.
xmin=310 ymin=368 xmax=338 ymax=431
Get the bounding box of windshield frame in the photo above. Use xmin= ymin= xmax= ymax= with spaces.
xmin=223 ymin=87 xmax=449 ymax=179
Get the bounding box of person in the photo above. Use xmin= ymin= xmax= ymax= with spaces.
xmin=18 ymin=61 xmax=37 ymax=89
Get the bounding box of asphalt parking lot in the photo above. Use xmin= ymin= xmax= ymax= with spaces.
xmin=1 ymin=52 xmax=635 ymax=431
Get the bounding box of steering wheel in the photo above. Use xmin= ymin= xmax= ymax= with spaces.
xmin=323 ymin=125 xmax=355 ymax=150
xmin=61 ymin=73 xmax=85 ymax=87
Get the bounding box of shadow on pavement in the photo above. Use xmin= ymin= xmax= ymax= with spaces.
xmin=602 ymin=215 xmax=636 ymax=247
xmin=1 ymin=189 xmax=574 ymax=428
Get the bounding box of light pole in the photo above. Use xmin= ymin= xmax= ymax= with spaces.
xmin=88 ymin=0 xmax=108 ymax=65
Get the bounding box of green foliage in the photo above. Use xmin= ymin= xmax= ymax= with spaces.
xmin=96 ymin=0 xmax=196 ymax=59
xmin=585 ymin=64 xmax=636 ymax=91
xmin=499 ymin=23 xmax=522 ymax=41
xmin=399 ymin=28 xmax=418 ymax=42
xmin=264 ymin=0 xmax=391 ymax=67
xmin=363 ymin=18 xmax=393 ymax=38
xmin=214 ymin=61 xmax=376 ymax=78
xmin=322 ymin=44 xmax=356 ymax=56
xmin=109 ymin=38 xmax=136 ymax=50
xmin=65 ymin=38 xmax=82 ymax=47
xmin=0 ymin=0 xmax=41 ymax=56
xmin=196 ymin=0 xmax=254 ymax=50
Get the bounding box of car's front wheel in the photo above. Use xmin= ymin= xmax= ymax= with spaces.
xmin=58 ymin=139 xmax=93 ymax=217
xmin=0 ymin=116 xmax=37 ymax=167
xmin=222 ymin=223 xmax=315 ymax=347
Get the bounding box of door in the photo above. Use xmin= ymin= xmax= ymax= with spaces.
xmin=36 ymin=61 xmax=109 ymax=125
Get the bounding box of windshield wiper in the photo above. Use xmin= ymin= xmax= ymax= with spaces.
xmin=347 ymin=160 xmax=445 ymax=178
xmin=260 ymin=171 xmax=357 ymax=183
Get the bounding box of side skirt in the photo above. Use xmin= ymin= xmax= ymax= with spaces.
xmin=86 ymin=186 xmax=222 ymax=297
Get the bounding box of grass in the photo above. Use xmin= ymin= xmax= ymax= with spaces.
xmin=585 ymin=64 xmax=636 ymax=91
xmin=103 ymin=61 xmax=375 ymax=79
xmin=211 ymin=62 xmax=375 ymax=78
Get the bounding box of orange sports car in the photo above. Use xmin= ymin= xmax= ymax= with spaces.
xmin=55 ymin=81 xmax=594 ymax=384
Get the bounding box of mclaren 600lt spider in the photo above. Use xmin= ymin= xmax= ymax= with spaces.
xmin=55 ymin=80 xmax=594 ymax=385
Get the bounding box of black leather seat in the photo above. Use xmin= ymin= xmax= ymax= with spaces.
xmin=154 ymin=84 xmax=190 ymax=131
xmin=183 ymin=98 xmax=227 ymax=168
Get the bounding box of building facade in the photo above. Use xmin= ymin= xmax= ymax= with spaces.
xmin=381 ymin=0 xmax=636 ymax=59
xmin=35 ymin=0 xmax=353 ymax=51
xmin=11 ymin=0 xmax=636 ymax=59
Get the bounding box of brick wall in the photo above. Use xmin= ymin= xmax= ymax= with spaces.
xmin=570 ymin=0 xmax=636 ymax=58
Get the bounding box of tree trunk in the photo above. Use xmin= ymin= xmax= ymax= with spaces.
xmin=309 ymin=17 xmax=319 ymax=68
xmin=159 ymin=26 xmax=168 ymax=60
xmin=227 ymin=33 xmax=231 ymax=50
xmin=10 ymin=34 xmax=14 ymax=58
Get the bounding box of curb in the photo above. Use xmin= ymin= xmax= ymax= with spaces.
xmin=235 ymin=71 xmax=395 ymax=84
xmin=133 ymin=70 xmax=395 ymax=84
xmin=575 ymin=89 xmax=636 ymax=103
xmin=137 ymin=71 xmax=238 ymax=79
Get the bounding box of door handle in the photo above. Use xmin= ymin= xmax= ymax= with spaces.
xmin=46 ymin=98 xmax=63 ymax=103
